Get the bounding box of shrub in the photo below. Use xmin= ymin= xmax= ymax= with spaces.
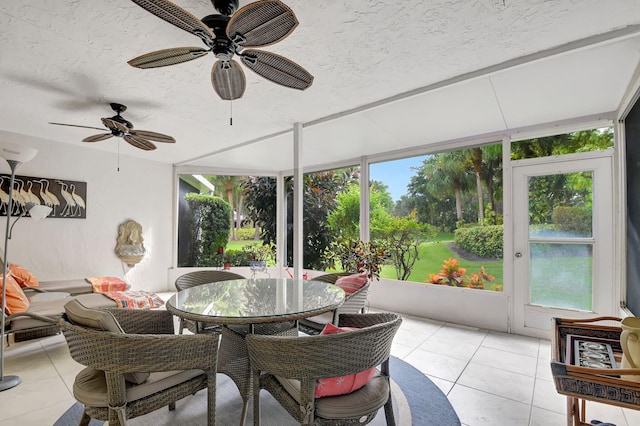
xmin=235 ymin=228 xmax=257 ymax=240
xmin=552 ymin=206 xmax=592 ymax=235
xmin=223 ymin=249 xmax=251 ymax=266
xmin=454 ymin=225 xmax=503 ymax=259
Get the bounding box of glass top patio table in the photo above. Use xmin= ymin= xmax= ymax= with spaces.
xmin=166 ymin=278 xmax=345 ymax=326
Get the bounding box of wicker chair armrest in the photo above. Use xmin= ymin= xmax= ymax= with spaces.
xmin=335 ymin=283 xmax=369 ymax=316
xmin=338 ymin=312 xmax=399 ymax=329
xmin=61 ymin=321 xmax=220 ymax=372
xmin=247 ymin=313 xmax=401 ymax=379
xmin=103 ymin=307 xmax=175 ymax=334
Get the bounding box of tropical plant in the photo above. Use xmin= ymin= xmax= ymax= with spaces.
xmin=468 ymin=266 xmax=494 ymax=289
xmin=371 ymin=210 xmax=435 ymax=280
xmin=427 ymin=258 xmax=467 ymax=286
xmin=242 ymin=169 xmax=358 ymax=270
xmin=426 ymin=257 xmax=494 ymax=289
xmin=326 ymin=240 xmax=389 ymax=280
xmin=242 ymin=243 xmax=275 ymax=264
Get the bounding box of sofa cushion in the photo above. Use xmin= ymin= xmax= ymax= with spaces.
xmin=38 ymin=279 xmax=94 ymax=295
xmin=8 ymin=263 xmax=39 ymax=288
xmin=1 ymin=274 xmax=29 ymax=315
xmin=7 ymin=294 xmax=116 ymax=332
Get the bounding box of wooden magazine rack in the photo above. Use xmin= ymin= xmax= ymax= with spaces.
xmin=551 ymin=316 xmax=640 ymax=426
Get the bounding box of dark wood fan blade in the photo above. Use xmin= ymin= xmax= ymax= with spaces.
xmin=227 ymin=0 xmax=298 ymax=48
xmin=49 ymin=122 xmax=106 ymax=131
xmin=82 ymin=133 xmax=113 ymax=142
xmin=128 ymin=47 xmax=209 ymax=69
xmin=102 ymin=118 xmax=129 ymax=133
xmin=131 ymin=130 xmax=176 ymax=143
xmin=124 ymin=135 xmax=157 ymax=151
xmin=130 ymin=0 xmax=216 ymax=45
xmin=211 ymin=60 xmax=246 ymax=100
xmin=240 ymin=49 xmax=313 ymax=90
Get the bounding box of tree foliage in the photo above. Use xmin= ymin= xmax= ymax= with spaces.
xmin=184 ymin=193 xmax=231 ymax=267
xmin=372 ymin=210 xmax=436 ymax=280
xmin=242 ymin=169 xmax=358 ymax=270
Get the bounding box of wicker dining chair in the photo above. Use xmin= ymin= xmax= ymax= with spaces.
xmin=59 ymin=299 xmax=220 ymax=426
xmin=174 ymin=270 xmax=246 ymax=333
xmin=174 ymin=270 xmax=297 ymax=425
xmin=246 ymin=312 xmax=402 ymax=426
xmin=299 ymin=272 xmax=370 ymax=333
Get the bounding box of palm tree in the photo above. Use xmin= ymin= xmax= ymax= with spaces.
xmin=422 ymin=151 xmax=474 ymax=222
xmin=465 ymin=147 xmax=485 ymax=222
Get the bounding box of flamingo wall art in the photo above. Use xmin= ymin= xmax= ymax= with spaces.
xmin=0 ymin=174 xmax=86 ymax=219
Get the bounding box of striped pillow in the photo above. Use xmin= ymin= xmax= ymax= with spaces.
xmin=335 ymin=273 xmax=368 ymax=295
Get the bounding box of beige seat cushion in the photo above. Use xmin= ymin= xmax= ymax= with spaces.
xmin=300 ymin=311 xmax=333 ymax=326
xmin=74 ymin=368 xmax=205 ymax=407
xmin=275 ymin=371 xmax=390 ymax=419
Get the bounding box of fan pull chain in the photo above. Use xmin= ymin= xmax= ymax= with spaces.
xmin=229 ymin=100 xmax=233 ymax=126
xmin=117 ymin=139 xmax=120 ymax=172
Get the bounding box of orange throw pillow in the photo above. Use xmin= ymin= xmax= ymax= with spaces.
xmin=314 ymin=323 xmax=376 ymax=398
xmin=8 ymin=263 xmax=39 ymax=288
xmin=335 ymin=273 xmax=368 ymax=295
xmin=1 ymin=274 xmax=30 ymax=315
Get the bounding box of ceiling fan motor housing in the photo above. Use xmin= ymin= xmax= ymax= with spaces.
xmin=201 ymin=14 xmax=235 ymax=61
xmin=213 ymin=0 xmax=239 ymax=16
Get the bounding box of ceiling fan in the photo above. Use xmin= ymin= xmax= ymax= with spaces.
xmin=49 ymin=103 xmax=176 ymax=151
xmin=127 ymin=0 xmax=314 ymax=100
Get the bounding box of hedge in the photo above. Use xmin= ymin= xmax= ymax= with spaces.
xmin=454 ymin=225 xmax=503 ymax=259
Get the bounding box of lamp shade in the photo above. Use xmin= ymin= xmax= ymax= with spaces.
xmin=0 ymin=142 xmax=37 ymax=163
xmin=27 ymin=204 xmax=52 ymax=221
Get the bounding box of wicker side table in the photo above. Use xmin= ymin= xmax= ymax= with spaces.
xmin=551 ymin=317 xmax=640 ymax=426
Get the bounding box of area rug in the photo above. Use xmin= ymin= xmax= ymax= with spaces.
xmin=54 ymin=356 xmax=460 ymax=426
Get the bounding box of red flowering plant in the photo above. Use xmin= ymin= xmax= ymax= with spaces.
xmin=467 ymin=266 xmax=494 ymax=290
xmin=426 ymin=258 xmax=494 ymax=289
xmin=426 ymin=258 xmax=467 ymax=286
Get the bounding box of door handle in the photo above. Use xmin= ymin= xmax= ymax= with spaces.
xmin=515 ymin=252 xmax=522 ymax=258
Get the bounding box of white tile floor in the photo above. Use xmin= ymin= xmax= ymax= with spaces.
xmin=3 ymin=305 xmax=640 ymax=426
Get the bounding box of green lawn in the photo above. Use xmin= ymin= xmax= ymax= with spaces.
xmin=227 ymin=234 xmax=505 ymax=291
xmin=226 ymin=240 xmax=257 ymax=251
xmin=379 ymin=237 xmax=504 ymax=291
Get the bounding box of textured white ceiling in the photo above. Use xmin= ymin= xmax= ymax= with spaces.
xmin=1 ymin=0 xmax=640 ymax=172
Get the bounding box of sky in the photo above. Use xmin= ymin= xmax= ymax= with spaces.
xmin=369 ymin=155 xmax=428 ymax=202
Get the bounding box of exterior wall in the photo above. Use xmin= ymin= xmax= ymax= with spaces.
xmin=0 ymin=131 xmax=173 ymax=292
xmin=368 ymin=278 xmax=510 ymax=333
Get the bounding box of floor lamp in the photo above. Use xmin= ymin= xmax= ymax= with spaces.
xmin=0 ymin=142 xmax=38 ymax=392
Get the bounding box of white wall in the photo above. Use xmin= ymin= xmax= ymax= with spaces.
xmin=368 ymin=278 xmax=510 ymax=333
xmin=0 ymin=131 xmax=173 ymax=292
